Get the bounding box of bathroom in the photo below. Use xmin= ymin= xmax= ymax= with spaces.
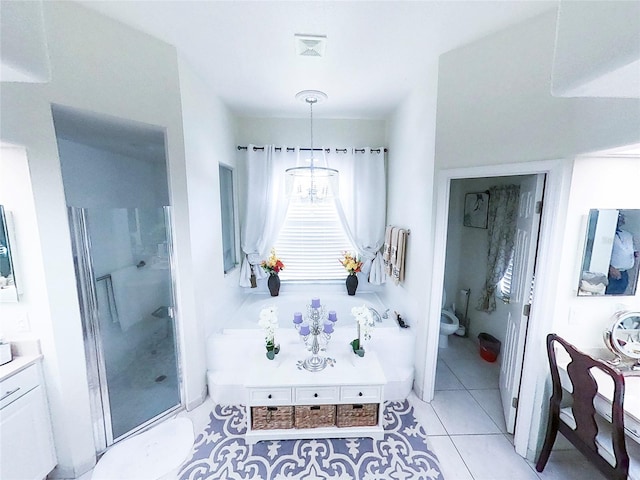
xmin=436 ymin=174 xmax=543 ymax=438
xmin=1 ymin=2 xmax=640 ymax=479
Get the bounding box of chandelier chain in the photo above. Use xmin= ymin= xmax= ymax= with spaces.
xmin=309 ymin=99 xmax=314 ymax=163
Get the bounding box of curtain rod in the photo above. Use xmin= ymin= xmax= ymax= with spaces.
xmin=237 ymin=146 xmax=387 ymax=153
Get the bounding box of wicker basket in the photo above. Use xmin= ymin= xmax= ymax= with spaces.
xmin=336 ymin=403 xmax=378 ymax=427
xmin=252 ymin=406 xmax=294 ymax=430
xmin=294 ymin=405 xmax=336 ymax=428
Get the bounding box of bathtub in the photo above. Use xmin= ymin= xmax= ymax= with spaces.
xmin=206 ymin=291 xmax=415 ymax=405
xmin=222 ymin=291 xmax=395 ymax=332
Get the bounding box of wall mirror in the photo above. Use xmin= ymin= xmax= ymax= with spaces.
xmin=578 ymin=209 xmax=640 ymax=296
xmin=0 ymin=205 xmax=18 ymax=302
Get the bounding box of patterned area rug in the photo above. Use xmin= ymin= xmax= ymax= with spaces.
xmin=178 ymin=401 xmax=442 ymax=480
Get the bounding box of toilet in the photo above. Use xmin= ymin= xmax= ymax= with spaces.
xmin=439 ymin=291 xmax=460 ymax=348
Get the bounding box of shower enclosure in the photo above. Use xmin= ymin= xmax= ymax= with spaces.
xmin=69 ymin=206 xmax=181 ymax=451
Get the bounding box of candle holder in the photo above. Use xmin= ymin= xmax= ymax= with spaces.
xmin=294 ymin=298 xmax=337 ymax=372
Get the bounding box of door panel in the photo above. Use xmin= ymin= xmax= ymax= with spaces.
xmin=70 ymin=206 xmax=182 ymax=451
xmin=499 ymin=174 xmax=545 ymax=433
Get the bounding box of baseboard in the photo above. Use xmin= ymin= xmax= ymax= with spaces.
xmin=412 ymin=380 xmax=425 ymax=400
xmin=47 ymin=457 xmax=95 ymax=479
xmin=186 ymin=389 xmax=206 ymax=411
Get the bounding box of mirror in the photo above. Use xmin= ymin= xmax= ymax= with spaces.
xmin=603 ymin=311 xmax=640 ymax=370
xmin=578 ymin=209 xmax=640 ymax=296
xmin=0 ymin=206 xmax=18 ymax=302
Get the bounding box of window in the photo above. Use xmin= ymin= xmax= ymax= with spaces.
xmin=498 ymin=255 xmax=514 ymax=303
xmin=499 ymin=252 xmax=535 ymax=304
xmin=274 ymin=199 xmax=356 ymax=281
xmin=219 ymin=165 xmax=237 ymax=273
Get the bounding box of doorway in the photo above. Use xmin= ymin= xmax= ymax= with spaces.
xmin=422 ymin=159 xmax=568 ymax=458
xmin=52 ymin=105 xmax=183 ymax=452
xmin=437 ymin=174 xmax=544 ymax=435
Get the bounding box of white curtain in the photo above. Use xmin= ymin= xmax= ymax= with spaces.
xmin=240 ymin=145 xmax=387 ymax=287
xmin=326 ymin=148 xmax=387 ymax=285
xmin=239 ymin=145 xmax=296 ymax=287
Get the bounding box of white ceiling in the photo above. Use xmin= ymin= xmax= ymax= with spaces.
xmin=78 ymin=1 xmax=558 ymax=119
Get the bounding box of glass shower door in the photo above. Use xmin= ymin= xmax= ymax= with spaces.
xmin=70 ymin=206 xmax=181 ymax=450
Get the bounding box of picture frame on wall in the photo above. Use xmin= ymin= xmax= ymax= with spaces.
xmin=463 ymin=192 xmax=489 ymax=229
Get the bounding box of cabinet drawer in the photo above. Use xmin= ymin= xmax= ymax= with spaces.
xmin=0 ymin=365 xmax=38 ymax=410
xmin=249 ymin=388 xmax=292 ymax=405
xmin=295 ymin=386 xmax=339 ymax=404
xmin=340 ymin=385 xmax=382 ymax=403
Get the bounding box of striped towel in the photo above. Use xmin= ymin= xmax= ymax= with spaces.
xmin=392 ymin=229 xmax=407 ymax=285
xmin=383 ymin=226 xmax=394 ymax=275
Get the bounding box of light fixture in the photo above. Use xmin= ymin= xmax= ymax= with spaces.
xmin=286 ymin=90 xmax=338 ymax=203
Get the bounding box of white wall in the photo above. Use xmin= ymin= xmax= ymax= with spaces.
xmin=553 ymin=156 xmax=640 ymax=349
xmin=435 ymin=11 xmax=640 ymax=168
xmin=385 ymin=70 xmax=439 ymax=398
xmin=0 ymin=3 xmax=196 ymax=477
xmin=0 ymin=146 xmax=45 ymax=336
xmin=178 ymin=56 xmax=243 ymax=343
xmin=433 ymin=9 xmax=640 ymax=460
xmin=235 ymin=117 xmax=386 ymax=148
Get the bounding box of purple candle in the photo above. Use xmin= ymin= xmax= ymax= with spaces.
xmin=293 ymin=312 xmax=303 ymax=324
xmin=323 ymin=322 xmax=334 ymax=334
xmin=328 ymin=310 xmax=337 ymax=322
xmin=311 ymin=298 xmax=321 ymax=308
xmin=299 ymin=324 xmax=310 ymax=336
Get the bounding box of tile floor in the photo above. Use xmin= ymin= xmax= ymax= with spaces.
xmin=411 ymin=334 xmax=608 ymax=480
xmin=78 ymin=334 xmax=609 ymax=480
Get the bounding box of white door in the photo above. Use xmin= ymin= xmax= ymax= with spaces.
xmin=500 ymin=174 xmax=545 ymax=433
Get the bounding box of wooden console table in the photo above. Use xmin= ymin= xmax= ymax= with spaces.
xmin=244 ymin=346 xmax=387 ymax=445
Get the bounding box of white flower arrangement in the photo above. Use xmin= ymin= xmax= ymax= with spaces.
xmin=350 ymin=304 xmax=375 ymax=356
xmin=351 ymin=304 xmax=375 ymax=340
xmin=258 ymin=306 xmax=279 ymax=343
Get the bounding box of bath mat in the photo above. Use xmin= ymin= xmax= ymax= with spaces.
xmin=92 ymin=417 xmax=193 ymax=480
xmin=178 ymin=401 xmax=442 ymax=479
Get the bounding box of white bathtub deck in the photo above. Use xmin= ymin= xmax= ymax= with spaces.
xmin=207 ymin=291 xmax=415 ymax=405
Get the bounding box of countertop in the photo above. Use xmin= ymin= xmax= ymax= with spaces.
xmin=0 ymin=354 xmax=43 ymax=382
xmin=0 ymin=339 xmax=43 ymax=381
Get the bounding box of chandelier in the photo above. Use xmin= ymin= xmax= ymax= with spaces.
xmin=286 ymin=90 xmax=338 ymax=203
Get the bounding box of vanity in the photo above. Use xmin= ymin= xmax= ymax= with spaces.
xmin=557 ymin=352 xmax=640 ymax=440
xmin=244 ymin=346 xmax=386 ymax=445
xmin=554 ymin=312 xmax=640 ymax=477
xmin=0 ymin=352 xmax=57 ymax=480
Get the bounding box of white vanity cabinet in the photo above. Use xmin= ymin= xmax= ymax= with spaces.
xmin=244 ymin=349 xmax=387 ymax=444
xmin=0 ymin=360 xmax=56 ymax=480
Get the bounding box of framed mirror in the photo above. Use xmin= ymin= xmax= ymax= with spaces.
xmin=0 ymin=206 xmax=18 ymax=302
xmin=578 ymin=209 xmax=640 ymax=296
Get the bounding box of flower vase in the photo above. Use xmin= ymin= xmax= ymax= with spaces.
xmin=267 ymin=273 xmax=280 ymax=296
xmin=266 ymin=340 xmax=280 ymax=362
xmin=346 ymin=273 xmax=358 ymax=296
xmin=350 ymin=323 xmax=365 ymax=357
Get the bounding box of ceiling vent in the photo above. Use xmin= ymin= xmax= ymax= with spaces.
xmin=294 ymin=34 xmax=327 ymax=57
